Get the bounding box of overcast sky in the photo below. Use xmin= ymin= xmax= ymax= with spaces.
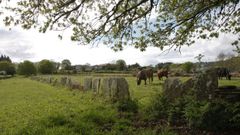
xmin=0 ymin=19 xmax=238 ymax=66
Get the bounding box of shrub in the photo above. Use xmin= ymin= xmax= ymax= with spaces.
xmin=148 ymin=92 xmax=240 ymax=132
xmin=17 ymin=60 xmax=37 ymax=76
xmin=183 ymin=97 xmax=208 ymax=129
xmin=168 ymin=97 xmax=187 ymax=125
xmin=184 ymin=98 xmax=240 ymax=131
xmin=200 ymin=100 xmax=240 ymax=131
xmin=147 ymin=94 xmax=170 ymax=120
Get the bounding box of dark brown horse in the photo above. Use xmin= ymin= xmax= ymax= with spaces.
xmin=157 ymin=69 xmax=168 ymax=80
xmin=136 ymin=69 xmax=153 ymax=85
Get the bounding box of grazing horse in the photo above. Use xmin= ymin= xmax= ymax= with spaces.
xmin=157 ymin=69 xmax=168 ymax=80
xmin=216 ymin=67 xmax=231 ymax=80
xmin=136 ymin=69 xmax=153 ymax=85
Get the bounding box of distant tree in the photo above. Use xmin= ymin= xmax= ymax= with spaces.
xmin=128 ymin=63 xmax=141 ymax=70
xmin=116 ymin=59 xmax=127 ymax=71
xmin=17 ymin=60 xmax=37 ymax=76
xmin=156 ymin=63 xmax=164 ymax=69
xmin=217 ymin=52 xmax=227 ymax=61
xmin=225 ymin=56 xmax=240 ymax=72
xmin=61 ymin=59 xmax=72 ymax=70
xmin=182 ymin=62 xmax=195 ymax=73
xmin=52 ymin=61 xmax=60 ymax=73
xmin=215 ymin=52 xmax=238 ymax=70
xmin=158 ymin=62 xmax=172 ymax=70
xmin=0 ymin=61 xmax=16 ymax=76
xmin=0 ymin=55 xmax=12 ymax=63
xmin=103 ymin=63 xmax=117 ymax=70
xmin=85 ymin=63 xmax=91 ymax=66
xmin=38 ymin=60 xmax=55 ymax=74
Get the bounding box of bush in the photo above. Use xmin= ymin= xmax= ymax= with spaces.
xmin=200 ymin=100 xmax=240 ymax=131
xmin=183 ymin=96 xmax=208 ymax=129
xmin=0 ymin=61 xmax=16 ymax=75
xmin=148 ymin=93 xmax=240 ymax=132
xmin=168 ymin=97 xmax=187 ymax=125
xmin=184 ymin=98 xmax=240 ymax=131
xmin=18 ymin=60 xmax=37 ymax=76
xmin=147 ymin=94 xmax=170 ymax=120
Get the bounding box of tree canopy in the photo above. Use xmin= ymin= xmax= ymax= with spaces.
xmin=38 ymin=59 xmax=55 ymax=74
xmin=61 ymin=59 xmax=72 ymax=70
xmin=116 ymin=59 xmax=127 ymax=70
xmin=182 ymin=62 xmax=195 ymax=73
xmin=0 ymin=55 xmax=12 ymax=63
xmin=0 ymin=61 xmax=16 ymax=75
xmin=1 ymin=0 xmax=239 ymax=51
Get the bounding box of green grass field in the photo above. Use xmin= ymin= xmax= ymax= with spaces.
xmin=0 ymin=76 xmax=239 ymax=134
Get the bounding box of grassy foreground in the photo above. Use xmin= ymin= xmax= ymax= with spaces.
xmin=0 ymin=76 xmax=239 ymax=134
xmin=0 ymin=76 xmax=166 ymax=135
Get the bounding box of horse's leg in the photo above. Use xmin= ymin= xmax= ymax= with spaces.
xmin=144 ymin=79 xmax=147 ymax=85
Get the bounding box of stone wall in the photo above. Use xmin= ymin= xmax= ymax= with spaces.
xmin=31 ymin=76 xmax=131 ymax=102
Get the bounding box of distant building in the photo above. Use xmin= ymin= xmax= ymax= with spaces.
xmin=74 ymin=65 xmax=93 ymax=72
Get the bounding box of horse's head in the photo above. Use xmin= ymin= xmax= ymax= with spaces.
xmin=137 ymin=78 xmax=141 ymax=85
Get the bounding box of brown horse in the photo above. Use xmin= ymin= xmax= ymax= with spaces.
xmin=136 ymin=69 xmax=153 ymax=85
xmin=157 ymin=69 xmax=168 ymax=80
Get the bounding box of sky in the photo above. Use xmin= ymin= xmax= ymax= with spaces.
xmin=0 ymin=25 xmax=238 ymax=66
xmin=0 ymin=2 xmax=238 ymax=66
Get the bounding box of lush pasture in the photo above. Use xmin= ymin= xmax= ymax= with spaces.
xmin=0 ymin=75 xmax=239 ymax=134
xmin=0 ymin=77 xmax=118 ymax=135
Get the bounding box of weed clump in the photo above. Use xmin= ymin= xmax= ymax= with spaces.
xmin=116 ymin=99 xmax=139 ymax=114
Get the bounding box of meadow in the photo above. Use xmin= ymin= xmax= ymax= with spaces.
xmin=0 ymin=75 xmax=239 ymax=135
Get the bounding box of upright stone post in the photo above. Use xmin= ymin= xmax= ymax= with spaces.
xmin=83 ymin=77 xmax=92 ymax=90
xmin=193 ymin=68 xmax=218 ymax=101
xmin=92 ymin=78 xmax=101 ymax=93
xmin=100 ymin=77 xmax=130 ymax=102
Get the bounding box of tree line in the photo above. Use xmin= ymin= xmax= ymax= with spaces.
xmin=1 ymin=53 xmax=240 ymax=76
xmin=0 ymin=55 xmax=15 ymax=75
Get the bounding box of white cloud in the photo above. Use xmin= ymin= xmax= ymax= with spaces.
xmin=0 ymin=29 xmax=35 ymax=61
xmin=0 ymin=25 xmax=238 ymax=66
